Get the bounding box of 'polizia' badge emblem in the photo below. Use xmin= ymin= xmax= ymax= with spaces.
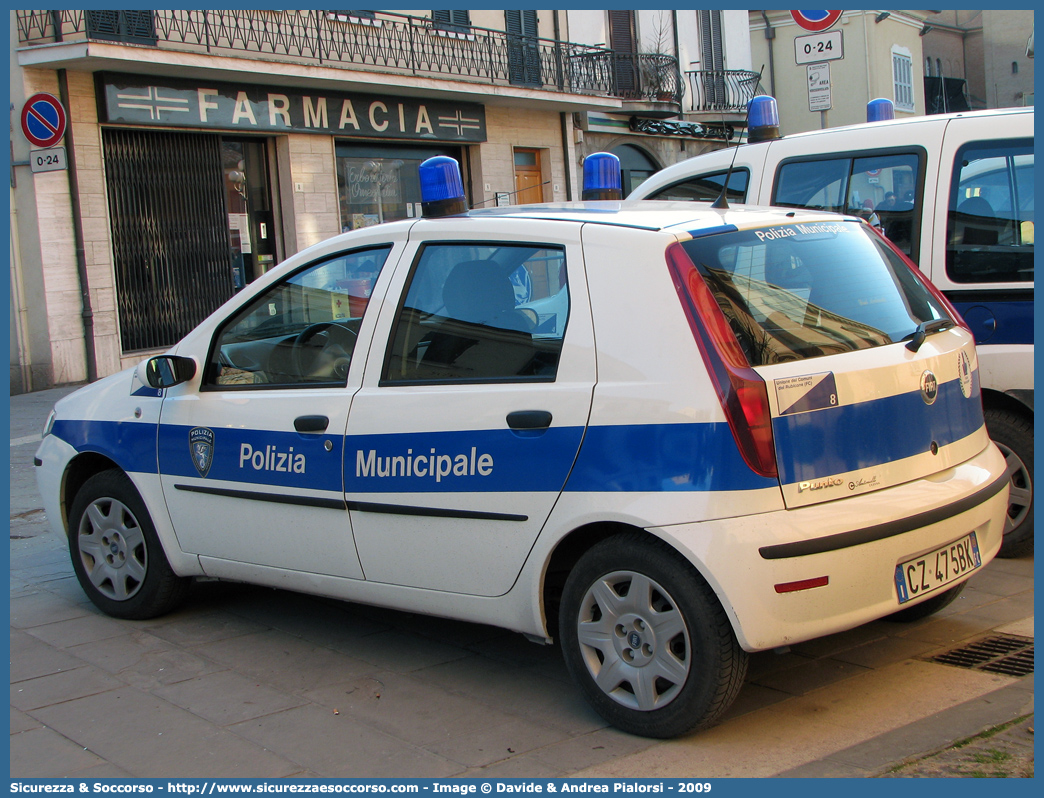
xmin=189 ymin=427 xmax=215 ymax=477
xmin=920 ymin=370 xmax=939 ymax=405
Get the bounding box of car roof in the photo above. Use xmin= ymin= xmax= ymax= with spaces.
xmin=455 ymin=200 xmax=858 ymax=234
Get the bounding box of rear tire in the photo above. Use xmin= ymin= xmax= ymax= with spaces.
xmin=886 ymin=581 xmax=966 ymax=622
xmin=984 ymin=408 xmax=1033 ymax=558
xmin=559 ymin=533 xmax=747 ymax=738
xmin=68 ymin=470 xmax=188 ymax=620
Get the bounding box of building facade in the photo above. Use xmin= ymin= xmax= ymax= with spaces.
xmin=749 ymin=10 xmax=930 ymax=135
xmin=9 ymin=9 xmax=701 ymax=392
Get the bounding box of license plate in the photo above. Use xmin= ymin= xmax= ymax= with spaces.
xmin=894 ymin=532 xmax=982 ymax=604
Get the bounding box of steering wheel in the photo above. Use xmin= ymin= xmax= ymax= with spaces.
xmin=291 ymin=321 xmax=357 ymax=381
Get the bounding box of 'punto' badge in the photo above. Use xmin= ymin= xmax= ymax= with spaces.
xmin=189 ymin=427 xmax=215 ymax=478
xmin=920 ymin=370 xmax=939 ymax=405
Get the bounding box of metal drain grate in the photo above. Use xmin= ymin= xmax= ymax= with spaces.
xmin=929 ymin=635 xmax=1034 ymax=677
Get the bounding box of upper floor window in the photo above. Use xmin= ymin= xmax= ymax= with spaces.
xmin=892 ymin=47 xmax=915 ymax=111
xmin=432 ymin=10 xmax=471 ymax=34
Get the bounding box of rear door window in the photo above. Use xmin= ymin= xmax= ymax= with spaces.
xmin=774 ymin=151 xmax=923 ymax=258
xmin=382 ymin=243 xmax=568 ymax=384
xmin=945 ymin=139 xmax=1033 ymax=284
xmin=679 ymin=221 xmax=949 ymax=366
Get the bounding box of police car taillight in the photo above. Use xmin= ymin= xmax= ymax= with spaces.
xmin=582 ymin=152 xmax=623 ymax=200
xmin=419 ymin=156 xmax=468 ymax=218
xmin=666 ymin=242 xmax=778 ymax=479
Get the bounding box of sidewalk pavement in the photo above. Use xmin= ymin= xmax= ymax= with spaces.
xmin=8 ymin=384 xmax=1035 ymax=779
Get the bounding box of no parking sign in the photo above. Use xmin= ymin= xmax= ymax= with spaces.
xmin=21 ymin=93 xmax=67 ymax=148
xmin=791 ymin=10 xmax=843 ymax=32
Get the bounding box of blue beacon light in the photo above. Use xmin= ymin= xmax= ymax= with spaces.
xmin=747 ymin=96 xmax=780 ymax=143
xmin=582 ymin=152 xmax=622 ymax=200
xmin=419 ymin=156 xmax=469 ymax=218
xmin=867 ymin=98 xmax=895 ymax=122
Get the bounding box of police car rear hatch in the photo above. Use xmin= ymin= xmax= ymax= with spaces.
xmin=668 ymin=218 xmax=985 ymax=510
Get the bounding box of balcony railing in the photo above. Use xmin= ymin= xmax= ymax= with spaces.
xmin=686 ymin=69 xmax=766 ymax=113
xmin=15 ymin=9 xmax=679 ymax=105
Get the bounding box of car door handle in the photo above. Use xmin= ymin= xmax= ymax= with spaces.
xmin=294 ymin=415 xmax=329 ymax=433
xmin=507 ymin=410 xmax=553 ymax=431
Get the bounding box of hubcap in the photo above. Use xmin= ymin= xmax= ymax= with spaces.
xmin=77 ymin=497 xmax=148 ymax=601
xmin=576 ymin=570 xmax=690 ymax=712
xmin=995 ymin=442 xmax=1032 ymax=535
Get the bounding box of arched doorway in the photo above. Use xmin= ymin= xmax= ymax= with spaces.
xmin=612 ymin=143 xmax=659 ymax=197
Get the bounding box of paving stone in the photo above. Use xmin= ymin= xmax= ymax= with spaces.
xmin=31 ymin=687 xmax=300 ymax=778
xmin=193 ymin=630 xmax=376 ymax=694
xmin=416 ymin=654 xmax=606 ymax=736
xmin=304 ymin=671 xmax=516 ymax=748
xmin=423 ymin=717 xmax=569 ymax=769
xmin=332 ymin=629 xmax=470 ymax=673
xmin=10 ymin=590 xmax=90 ymax=629
xmin=10 ymin=707 xmax=42 ymax=734
xmin=9 ymin=726 xmax=109 ymax=778
xmin=68 ymin=630 xmax=225 ymax=690
xmin=154 ymin=670 xmax=307 ymax=726
xmin=11 ymin=664 xmax=122 ymax=711
xmin=525 ymin=726 xmax=657 ymax=775
xmin=748 ymin=656 xmax=871 ymax=696
xmin=26 ymin=609 xmax=141 ymax=649
xmin=145 ymin=609 xmax=271 ymax=648
xmin=229 ymin=704 xmax=462 ymax=778
xmin=9 ymin=629 xmax=86 ymax=683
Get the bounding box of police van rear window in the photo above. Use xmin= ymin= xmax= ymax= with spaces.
xmin=679 ymin=222 xmax=950 ymax=366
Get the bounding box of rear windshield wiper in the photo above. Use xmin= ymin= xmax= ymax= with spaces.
xmin=903 ymin=318 xmax=956 ymax=352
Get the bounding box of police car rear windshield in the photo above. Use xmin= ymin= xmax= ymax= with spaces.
xmin=680 ymin=221 xmax=950 ymax=366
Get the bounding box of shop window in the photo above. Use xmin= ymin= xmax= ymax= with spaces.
xmin=207 ymin=247 xmax=392 ymax=388
xmin=383 ymin=243 xmax=568 ymax=384
xmin=946 ymin=140 xmax=1033 ymax=284
xmin=335 ymin=145 xmax=461 ymax=232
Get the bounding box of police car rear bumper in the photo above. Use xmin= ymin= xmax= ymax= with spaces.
xmin=654 ymin=441 xmax=1009 ymax=652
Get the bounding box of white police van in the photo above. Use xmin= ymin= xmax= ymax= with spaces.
xmin=36 ymin=155 xmax=1009 ymax=738
xmin=631 ymin=100 xmax=1034 ymax=559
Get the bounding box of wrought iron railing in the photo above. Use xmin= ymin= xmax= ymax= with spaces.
xmin=686 ymin=70 xmax=766 ymax=113
xmin=15 ymin=9 xmax=685 ymax=104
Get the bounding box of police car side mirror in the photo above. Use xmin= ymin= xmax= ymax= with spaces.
xmin=141 ymin=355 xmax=197 ymax=389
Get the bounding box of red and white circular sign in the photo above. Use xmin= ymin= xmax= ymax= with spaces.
xmin=791 ymin=10 xmax=843 ymax=32
xmin=21 ymin=93 xmax=67 ymax=149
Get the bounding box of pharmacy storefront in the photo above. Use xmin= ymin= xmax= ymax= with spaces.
xmin=94 ymin=73 xmax=486 ymax=352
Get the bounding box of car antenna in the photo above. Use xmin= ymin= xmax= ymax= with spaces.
xmin=711 ymin=66 xmax=766 ymax=211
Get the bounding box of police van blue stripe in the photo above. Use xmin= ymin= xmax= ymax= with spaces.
xmin=947 ymin=297 xmax=1033 ymax=346
xmin=773 ymin=377 xmax=983 ymax=485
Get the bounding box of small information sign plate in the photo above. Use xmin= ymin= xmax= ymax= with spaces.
xmin=807 ymin=62 xmax=832 ymax=111
xmin=29 ymin=147 xmax=68 ymax=173
xmin=795 ymin=30 xmax=844 ymax=64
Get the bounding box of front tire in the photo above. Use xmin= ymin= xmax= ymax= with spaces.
xmin=559 ymin=534 xmax=747 ymax=738
xmin=985 ymin=408 xmax=1033 ymax=558
xmin=68 ymin=470 xmax=188 ymax=620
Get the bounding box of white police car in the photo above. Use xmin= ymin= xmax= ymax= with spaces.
xmin=35 ymin=155 xmax=1009 ymax=739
